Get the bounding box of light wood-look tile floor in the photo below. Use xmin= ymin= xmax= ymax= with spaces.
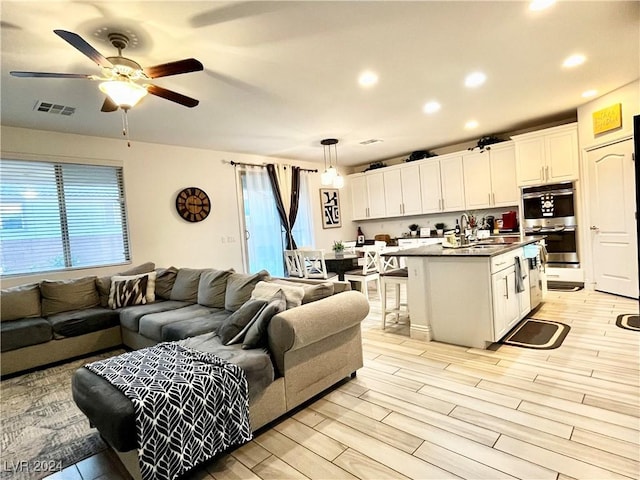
xmin=48 ymin=288 xmax=639 ymax=480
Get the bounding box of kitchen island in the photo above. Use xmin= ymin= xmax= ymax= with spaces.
xmin=384 ymin=236 xmax=543 ymax=348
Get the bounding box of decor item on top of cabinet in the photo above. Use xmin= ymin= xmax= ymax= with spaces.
xmin=320 ymin=188 xmax=341 ymax=229
xmin=408 ymin=223 xmax=420 ymax=236
xmin=363 ymin=161 xmax=387 ymax=172
xmin=320 ymin=138 xmax=344 ymax=188
xmin=406 ymin=150 xmax=437 ymax=162
xmin=434 ymin=222 xmax=446 ymax=236
xmin=332 ymin=240 xmax=345 ymax=258
xmin=468 ymin=135 xmax=505 ymax=153
xmin=175 ymin=187 xmax=211 ymax=223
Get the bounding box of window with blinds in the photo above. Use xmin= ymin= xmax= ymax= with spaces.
xmin=0 ymin=159 xmax=130 ymax=275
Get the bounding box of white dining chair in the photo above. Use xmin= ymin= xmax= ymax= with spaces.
xmin=298 ymin=249 xmax=339 ymax=281
xmin=344 ymin=245 xmax=380 ymax=299
xmin=379 ymin=246 xmax=409 ymax=329
xmin=284 ymin=249 xmax=304 ymax=278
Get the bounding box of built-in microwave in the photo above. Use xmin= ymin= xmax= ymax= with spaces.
xmin=522 ymin=182 xmax=576 ymax=228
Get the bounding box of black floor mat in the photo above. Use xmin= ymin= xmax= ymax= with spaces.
xmin=502 ymin=318 xmax=571 ymax=349
xmin=615 ymin=314 xmax=640 ymax=332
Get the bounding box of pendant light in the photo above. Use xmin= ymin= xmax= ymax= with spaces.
xmin=320 ymin=138 xmax=344 ymax=188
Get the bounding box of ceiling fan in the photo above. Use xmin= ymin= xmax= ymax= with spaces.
xmin=10 ymin=29 xmax=203 ymax=112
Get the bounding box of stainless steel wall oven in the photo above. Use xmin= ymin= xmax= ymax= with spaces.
xmin=522 ymin=182 xmax=579 ymax=267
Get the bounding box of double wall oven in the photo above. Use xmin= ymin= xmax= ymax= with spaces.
xmin=522 ymin=182 xmax=579 ymax=268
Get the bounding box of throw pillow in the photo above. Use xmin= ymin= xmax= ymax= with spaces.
xmin=218 ymin=298 xmax=268 ymax=345
xmin=251 ymin=281 xmax=304 ymax=309
xmin=0 ymin=284 xmax=41 ymax=322
xmin=155 ymin=266 xmax=179 ymax=300
xmin=269 ymin=279 xmax=335 ymax=304
xmin=224 ymin=270 xmax=270 ymax=312
xmin=41 ymin=277 xmax=100 ymax=316
xmin=242 ymin=290 xmax=287 ymax=349
xmin=110 ymin=271 xmax=156 ymax=306
xmin=96 ymin=262 xmax=156 ymax=307
xmin=197 ymin=269 xmax=235 ymax=308
xmin=170 ymin=268 xmax=205 ymax=303
xmin=108 ymin=275 xmax=150 ymax=309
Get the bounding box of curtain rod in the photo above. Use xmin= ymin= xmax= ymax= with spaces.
xmin=228 ymin=160 xmax=317 ymax=173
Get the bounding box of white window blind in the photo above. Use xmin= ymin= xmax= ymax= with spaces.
xmin=0 ymin=159 xmax=130 ymax=275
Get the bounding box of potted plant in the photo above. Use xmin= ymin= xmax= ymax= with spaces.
xmin=408 ymin=224 xmax=420 ymax=237
xmin=434 ymin=222 xmax=446 ymax=236
xmin=332 ymin=240 xmax=345 ymax=257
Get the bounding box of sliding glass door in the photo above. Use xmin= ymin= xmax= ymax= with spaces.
xmin=238 ymin=167 xmax=314 ymax=277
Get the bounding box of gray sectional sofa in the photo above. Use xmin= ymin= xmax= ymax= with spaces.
xmin=1 ymin=262 xmax=370 ymax=480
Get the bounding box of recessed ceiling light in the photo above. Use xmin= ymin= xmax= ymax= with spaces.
xmin=582 ymin=89 xmax=598 ymax=98
xmin=465 ymin=120 xmax=479 ymax=130
xmin=358 ymin=70 xmax=378 ymax=87
xmin=563 ymin=54 xmax=586 ymax=68
xmin=529 ymin=0 xmax=556 ymax=11
xmin=423 ymin=101 xmax=441 ymax=114
xmin=464 ymin=72 xmax=486 ymax=88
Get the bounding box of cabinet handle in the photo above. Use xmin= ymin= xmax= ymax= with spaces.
xmin=492 ymin=192 xmax=495 ymax=204
xmin=401 ymin=203 xmax=405 ymax=214
xmin=504 ymin=277 xmax=509 ymax=299
xmin=546 ymin=165 xmax=549 ymax=180
xmin=495 ymin=261 xmax=506 ymax=267
xmin=488 ymin=193 xmax=491 ymax=204
xmin=541 ymin=166 xmax=544 ymax=180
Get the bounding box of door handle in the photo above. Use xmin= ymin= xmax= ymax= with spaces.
xmin=590 ymin=225 xmax=599 ymax=231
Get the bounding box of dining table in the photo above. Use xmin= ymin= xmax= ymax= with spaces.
xmin=323 ymin=252 xmax=358 ymax=281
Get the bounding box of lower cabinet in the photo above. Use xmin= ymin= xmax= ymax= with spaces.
xmin=491 ymin=265 xmax=520 ymax=340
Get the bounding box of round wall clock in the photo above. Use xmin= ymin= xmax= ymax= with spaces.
xmin=175 ymin=187 xmax=211 ymax=222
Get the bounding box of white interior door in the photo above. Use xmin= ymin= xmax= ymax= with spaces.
xmin=588 ymin=139 xmax=638 ymax=298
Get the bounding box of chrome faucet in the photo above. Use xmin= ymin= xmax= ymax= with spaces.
xmin=460 ymin=213 xmax=470 ymax=245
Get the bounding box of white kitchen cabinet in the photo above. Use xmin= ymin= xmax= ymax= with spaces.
xmin=383 ymin=164 xmax=422 ymax=217
xmin=419 ymin=154 xmax=465 ymax=213
xmin=491 ymin=265 xmax=520 ymax=340
xmin=513 ymin=123 xmax=579 ymax=186
xmin=349 ymin=171 xmax=386 ymax=220
xmin=463 ymin=142 xmax=518 ymax=209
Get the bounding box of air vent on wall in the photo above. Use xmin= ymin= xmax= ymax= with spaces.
xmin=33 ymin=101 xmax=76 ymax=116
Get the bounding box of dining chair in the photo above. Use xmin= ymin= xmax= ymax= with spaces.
xmin=379 ymin=247 xmax=409 ymax=329
xmin=343 ymin=241 xmax=357 ymax=254
xmin=343 ymin=245 xmax=380 ymax=299
xmin=284 ymin=249 xmax=304 ymax=278
xmin=298 ymin=249 xmax=339 ymax=281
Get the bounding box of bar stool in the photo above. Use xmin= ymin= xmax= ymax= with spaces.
xmin=344 ymin=246 xmax=380 ymax=299
xmin=379 ymin=248 xmax=409 ymax=329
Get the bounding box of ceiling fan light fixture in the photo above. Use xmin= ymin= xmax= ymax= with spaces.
xmin=99 ymin=80 xmax=147 ymax=108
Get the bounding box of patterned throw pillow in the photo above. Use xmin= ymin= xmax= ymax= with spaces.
xmin=108 ymin=272 xmax=156 ymax=309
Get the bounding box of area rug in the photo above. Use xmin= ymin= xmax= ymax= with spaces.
xmin=547 ymin=281 xmax=583 ymax=292
xmin=502 ymin=319 xmax=570 ymax=350
xmin=0 ymin=349 xmax=124 ymax=480
xmin=615 ymin=314 xmax=640 ymax=332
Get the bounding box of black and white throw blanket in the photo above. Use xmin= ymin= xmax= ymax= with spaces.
xmin=85 ymin=343 xmax=252 ymax=480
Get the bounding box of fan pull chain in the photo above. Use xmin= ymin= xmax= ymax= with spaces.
xmin=121 ymin=108 xmax=131 ymax=147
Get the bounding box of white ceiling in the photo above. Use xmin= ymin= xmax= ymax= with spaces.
xmin=1 ymin=1 xmax=638 ymax=167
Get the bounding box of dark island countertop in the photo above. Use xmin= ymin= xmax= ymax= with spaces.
xmin=383 ymin=235 xmax=544 ymax=258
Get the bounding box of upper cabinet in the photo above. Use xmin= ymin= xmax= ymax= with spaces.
xmin=420 ymin=154 xmax=466 ymax=213
xmin=512 ymin=123 xmax=579 ymax=186
xmin=463 ymin=141 xmax=519 ymax=209
xmin=350 ymin=171 xmax=386 ymax=220
xmin=383 ymin=164 xmax=422 ymax=217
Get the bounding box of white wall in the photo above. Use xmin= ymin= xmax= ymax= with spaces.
xmin=1 ymin=126 xmax=350 ymax=287
xmin=576 ymin=79 xmax=640 ymax=288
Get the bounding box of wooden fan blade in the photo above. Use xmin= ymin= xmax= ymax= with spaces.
xmin=143 ymin=58 xmax=203 ymax=79
xmin=101 ymin=97 xmax=119 ymax=112
xmin=54 ymin=29 xmax=114 ymax=68
xmin=146 ymin=84 xmax=199 ymax=108
xmin=10 ymin=71 xmax=93 ymax=79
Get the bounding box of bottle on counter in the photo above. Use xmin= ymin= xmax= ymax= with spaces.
xmin=454 ymin=219 xmax=461 ymax=236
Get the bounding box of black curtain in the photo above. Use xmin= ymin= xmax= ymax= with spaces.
xmin=289 ymin=166 xmax=301 ymax=242
xmin=266 ymin=164 xmax=298 ymax=250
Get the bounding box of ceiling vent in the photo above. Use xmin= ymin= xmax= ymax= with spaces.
xmin=360 ymin=139 xmax=383 ymax=145
xmin=34 ymin=101 xmax=76 ymax=116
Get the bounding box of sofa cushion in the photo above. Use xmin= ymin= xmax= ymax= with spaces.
xmin=161 ymin=310 xmax=231 ymax=342
xmin=41 ymin=277 xmax=100 ymax=317
xmin=269 ymin=279 xmax=335 ymax=304
xmin=243 ymin=290 xmax=287 ymax=349
xmin=96 ymin=262 xmax=156 ymax=307
xmin=197 ymin=269 xmax=234 ymax=308
xmin=138 ymin=304 xmax=221 ymax=342
xmin=1 ymin=317 xmax=52 ymax=352
xmin=0 ymin=284 xmax=41 ymax=322
xmin=48 ymin=307 xmax=120 ymax=339
xmin=218 ymin=299 xmax=268 ymax=345
xmin=169 ymin=268 xmax=205 ymax=303
xmin=108 ymin=272 xmax=157 ymax=309
xmin=119 ymin=300 xmax=192 ymax=333
xmin=251 ymin=281 xmax=304 ymax=309
xmin=224 ymin=270 xmax=270 ymax=312
xmin=155 ymin=266 xmax=178 ymax=300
